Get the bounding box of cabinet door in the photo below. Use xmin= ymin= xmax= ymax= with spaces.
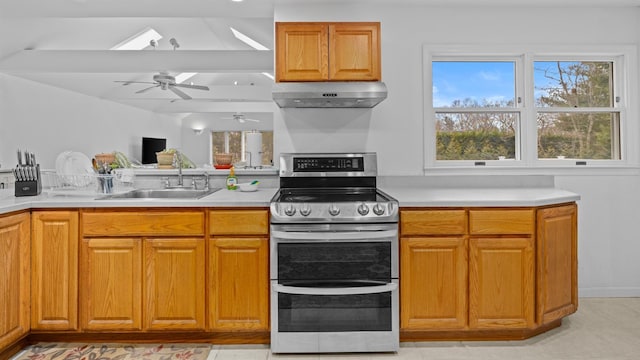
xmin=31 ymin=210 xmax=78 ymax=330
xmin=209 ymin=237 xmax=269 ymax=330
xmin=469 ymin=237 xmax=535 ymax=329
xmin=276 ymin=22 xmax=329 ymax=81
xmin=401 ymin=237 xmax=467 ymax=330
xmin=80 ymin=238 xmax=142 ymax=331
xmin=145 ymin=238 xmax=205 ymax=330
xmin=329 ymin=23 xmax=381 ymax=81
xmin=537 ymin=204 xmax=578 ymax=324
xmin=0 ymin=212 xmax=30 ymax=349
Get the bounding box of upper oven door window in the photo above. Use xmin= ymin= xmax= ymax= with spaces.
xmin=277 ymin=241 xmax=391 ymax=282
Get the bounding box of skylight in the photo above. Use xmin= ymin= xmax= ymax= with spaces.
xmin=230 ymin=27 xmax=269 ymax=51
xmin=110 ymin=27 xmax=163 ymax=50
xmin=175 ymin=73 xmax=197 ymax=84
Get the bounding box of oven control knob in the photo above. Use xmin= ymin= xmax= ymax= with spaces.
xmin=373 ymin=203 xmax=386 ymax=216
xmin=300 ymin=204 xmax=312 ymax=217
xmin=284 ymin=205 xmax=296 ymax=216
xmin=357 ymin=203 xmax=370 ymax=215
xmin=328 ymin=204 xmax=341 ymax=216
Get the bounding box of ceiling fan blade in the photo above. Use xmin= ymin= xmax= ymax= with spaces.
xmin=115 ymin=81 xmax=157 ymax=86
xmin=245 ymin=118 xmax=260 ymax=122
xmin=135 ymin=85 xmax=160 ymax=94
xmin=174 ymin=83 xmax=210 ymax=91
xmin=169 ymin=86 xmax=192 ymax=100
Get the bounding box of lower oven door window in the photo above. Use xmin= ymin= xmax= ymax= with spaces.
xmin=274 ymin=281 xmax=396 ymax=332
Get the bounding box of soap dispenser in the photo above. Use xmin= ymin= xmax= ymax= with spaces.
xmin=226 ymin=167 xmax=238 ymax=190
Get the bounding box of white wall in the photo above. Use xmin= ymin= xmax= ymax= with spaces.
xmin=0 ymin=74 xmax=182 ymax=168
xmin=274 ymin=4 xmax=640 ymax=296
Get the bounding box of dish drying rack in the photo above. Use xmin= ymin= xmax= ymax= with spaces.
xmin=42 ymin=170 xmax=135 ymax=196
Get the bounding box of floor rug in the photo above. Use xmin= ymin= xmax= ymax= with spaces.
xmin=13 ymin=343 xmax=211 ymax=360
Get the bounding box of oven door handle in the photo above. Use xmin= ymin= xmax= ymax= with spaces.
xmin=271 ymin=229 xmax=397 ymax=242
xmin=273 ymin=282 xmax=398 ymax=296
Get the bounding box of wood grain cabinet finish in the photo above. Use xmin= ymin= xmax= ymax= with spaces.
xmin=80 ymin=238 xmax=142 ymax=331
xmin=208 ymin=209 xmax=269 ymax=331
xmin=468 ymin=209 xmax=535 ymax=330
xmin=208 ymin=237 xmax=269 ymax=331
xmin=80 ymin=209 xmax=206 ymax=331
xmin=400 ymin=209 xmax=468 ymax=330
xmin=537 ymin=204 xmax=578 ymax=325
xmin=276 ymin=22 xmax=380 ymax=82
xmin=31 ymin=210 xmax=78 ymax=331
xmin=400 ymin=204 xmax=576 ymax=338
xmin=0 ymin=212 xmax=30 ymax=349
xmin=401 ymin=236 xmax=467 ymax=330
xmin=469 ymin=237 xmax=535 ymax=329
xmin=145 ymin=238 xmax=205 ymax=330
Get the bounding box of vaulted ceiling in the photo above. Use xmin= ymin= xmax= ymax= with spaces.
xmin=1 ymin=0 xmax=638 ymax=115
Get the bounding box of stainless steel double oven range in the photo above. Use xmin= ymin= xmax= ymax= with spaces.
xmin=269 ymin=153 xmax=399 ymax=353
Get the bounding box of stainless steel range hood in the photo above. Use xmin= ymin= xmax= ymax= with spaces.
xmin=272 ymin=82 xmax=387 ymax=108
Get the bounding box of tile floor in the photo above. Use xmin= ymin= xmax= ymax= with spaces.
xmin=208 ymin=297 xmax=640 ymax=360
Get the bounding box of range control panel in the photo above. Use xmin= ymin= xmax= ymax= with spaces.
xmin=293 ymin=157 xmax=364 ymax=172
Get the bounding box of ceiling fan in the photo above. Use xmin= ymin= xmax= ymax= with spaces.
xmin=115 ymin=72 xmax=209 ymax=100
xmin=223 ymin=113 xmax=260 ymax=123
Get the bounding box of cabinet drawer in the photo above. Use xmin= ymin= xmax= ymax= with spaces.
xmin=401 ymin=209 xmax=467 ymax=235
xmin=82 ymin=211 xmax=205 ymax=236
xmin=469 ymin=209 xmax=534 ymax=235
xmin=210 ymin=209 xmax=269 ymax=236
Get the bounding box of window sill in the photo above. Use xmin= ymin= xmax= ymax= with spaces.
xmin=424 ymin=165 xmax=640 ymax=177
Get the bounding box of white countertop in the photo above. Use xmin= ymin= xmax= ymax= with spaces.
xmin=380 ymin=186 xmax=580 ymax=207
xmin=0 ymin=187 xmax=279 ymax=214
xmin=0 ymin=186 xmax=579 ymax=215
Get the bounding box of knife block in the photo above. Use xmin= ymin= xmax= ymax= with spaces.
xmin=14 ymin=165 xmax=42 ymax=197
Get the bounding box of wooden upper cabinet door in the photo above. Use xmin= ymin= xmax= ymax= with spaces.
xmin=0 ymin=212 xmax=30 ymax=349
xmin=401 ymin=236 xmax=468 ymax=330
xmin=537 ymin=203 xmax=578 ymax=325
xmin=469 ymin=237 xmax=535 ymax=329
xmin=276 ymin=22 xmax=329 ymax=82
xmin=80 ymin=238 xmax=142 ymax=331
xmin=31 ymin=210 xmax=78 ymax=330
xmin=329 ymin=23 xmax=381 ymax=81
xmin=144 ymin=238 xmax=205 ymax=330
xmin=209 ymin=237 xmax=269 ymax=331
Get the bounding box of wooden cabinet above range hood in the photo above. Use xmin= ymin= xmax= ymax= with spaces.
xmin=274 ymin=22 xmax=385 ymax=108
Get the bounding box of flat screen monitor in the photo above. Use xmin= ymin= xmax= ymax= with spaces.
xmin=141 ymin=137 xmax=167 ymax=164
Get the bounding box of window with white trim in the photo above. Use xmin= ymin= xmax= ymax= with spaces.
xmin=425 ymin=45 xmax=633 ymax=169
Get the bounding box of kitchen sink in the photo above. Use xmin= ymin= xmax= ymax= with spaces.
xmin=97 ymin=187 xmax=221 ymax=200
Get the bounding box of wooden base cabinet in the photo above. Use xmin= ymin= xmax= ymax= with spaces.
xmin=401 ymin=237 xmax=467 ymax=330
xmin=209 ymin=209 xmax=269 ymax=331
xmin=145 ymin=238 xmax=205 ymax=330
xmin=400 ymin=204 xmax=576 ymax=339
xmin=80 ymin=210 xmax=206 ymax=331
xmin=537 ymin=204 xmax=578 ymax=325
xmin=80 ymin=238 xmax=142 ymax=331
xmin=0 ymin=212 xmax=30 ymax=349
xmin=31 ymin=210 xmax=78 ymax=331
xmin=469 ymin=237 xmax=535 ymax=329
xmin=209 ymin=237 xmax=269 ymax=330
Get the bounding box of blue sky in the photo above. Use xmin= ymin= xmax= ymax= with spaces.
xmin=432 ymin=61 xmax=515 ymax=107
xmin=432 ymin=61 xmax=558 ymax=107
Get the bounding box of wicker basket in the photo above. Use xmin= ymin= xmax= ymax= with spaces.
xmin=156 ymin=152 xmax=175 ymax=167
xmin=215 ymin=153 xmax=233 ymax=165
